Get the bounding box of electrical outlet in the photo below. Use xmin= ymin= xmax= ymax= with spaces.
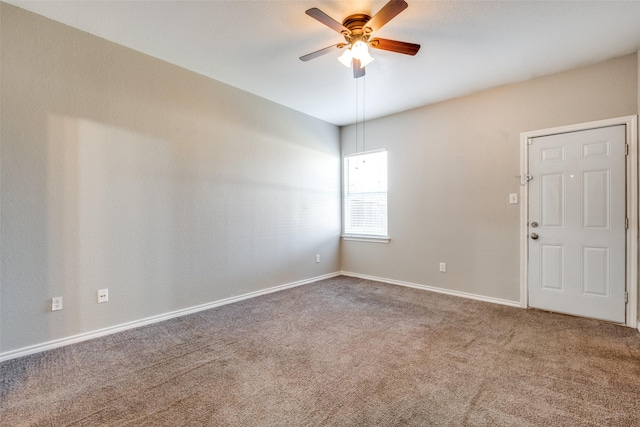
xmin=439 ymin=262 xmax=447 ymax=273
xmin=315 ymin=254 xmax=320 ymax=263
xmin=97 ymin=289 xmax=109 ymax=303
xmin=52 ymin=296 xmax=63 ymax=311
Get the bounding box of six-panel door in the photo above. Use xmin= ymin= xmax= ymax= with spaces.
xmin=528 ymin=125 xmax=626 ymax=323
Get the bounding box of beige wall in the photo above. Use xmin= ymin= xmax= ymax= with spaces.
xmin=0 ymin=4 xmax=341 ymax=354
xmin=342 ymin=54 xmax=638 ymax=303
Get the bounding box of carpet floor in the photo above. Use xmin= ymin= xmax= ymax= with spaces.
xmin=1 ymin=276 xmax=640 ymax=426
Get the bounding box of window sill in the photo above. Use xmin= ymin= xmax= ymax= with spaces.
xmin=342 ymin=235 xmax=390 ymax=243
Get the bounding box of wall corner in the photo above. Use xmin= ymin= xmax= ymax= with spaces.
xmin=637 ymin=49 xmax=640 ymax=328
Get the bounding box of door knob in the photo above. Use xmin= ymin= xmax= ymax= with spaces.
xmin=530 ymin=233 xmax=539 ymax=240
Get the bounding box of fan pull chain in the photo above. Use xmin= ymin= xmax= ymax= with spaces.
xmin=362 ymin=76 xmax=366 ymax=160
xmin=355 ymin=76 xmax=359 ymax=156
xmin=354 ymin=76 xmax=367 ymax=166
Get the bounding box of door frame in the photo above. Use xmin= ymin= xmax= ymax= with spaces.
xmin=519 ymin=115 xmax=638 ymax=328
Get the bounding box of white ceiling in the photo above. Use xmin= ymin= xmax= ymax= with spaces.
xmin=6 ymin=1 xmax=640 ymax=126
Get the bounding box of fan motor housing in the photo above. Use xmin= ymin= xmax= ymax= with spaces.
xmin=342 ymin=13 xmax=372 ymax=40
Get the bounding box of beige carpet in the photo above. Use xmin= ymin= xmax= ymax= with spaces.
xmin=1 ymin=276 xmax=639 ymax=426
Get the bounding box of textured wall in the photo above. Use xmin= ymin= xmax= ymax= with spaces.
xmin=0 ymin=4 xmax=341 ymax=353
xmin=341 ymin=54 xmax=638 ymax=303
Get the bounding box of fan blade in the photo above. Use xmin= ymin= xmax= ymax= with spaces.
xmin=353 ymin=59 xmax=365 ymax=79
xmin=306 ymin=8 xmax=350 ymax=35
xmin=299 ymin=44 xmax=346 ymax=62
xmin=364 ymin=0 xmax=408 ymax=33
xmin=369 ymin=38 xmax=420 ymax=55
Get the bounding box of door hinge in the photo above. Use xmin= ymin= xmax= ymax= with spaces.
xmin=625 ymin=292 xmax=628 ymax=303
xmin=625 ymin=144 xmax=629 ymax=155
xmin=625 ymin=217 xmax=630 ymax=229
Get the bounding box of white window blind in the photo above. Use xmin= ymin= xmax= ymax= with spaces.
xmin=343 ymin=150 xmax=388 ymax=238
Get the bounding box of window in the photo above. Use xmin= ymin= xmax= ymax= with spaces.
xmin=343 ymin=150 xmax=388 ymax=241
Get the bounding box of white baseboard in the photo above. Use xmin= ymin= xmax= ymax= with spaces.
xmin=341 ymin=271 xmax=521 ymax=308
xmin=0 ymin=272 xmax=341 ymax=363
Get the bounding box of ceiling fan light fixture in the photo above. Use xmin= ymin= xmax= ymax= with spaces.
xmin=338 ymin=48 xmax=353 ymax=67
xmin=358 ymin=50 xmax=375 ymax=67
xmin=351 ymin=41 xmax=368 ymax=57
xmin=339 ymin=41 xmax=375 ymax=69
xmin=351 ymin=40 xmax=375 ymax=67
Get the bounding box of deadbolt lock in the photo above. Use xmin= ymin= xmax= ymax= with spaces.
xmin=531 ymin=221 xmax=539 ymax=228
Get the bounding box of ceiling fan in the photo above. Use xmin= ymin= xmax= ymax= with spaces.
xmin=299 ymin=0 xmax=420 ymax=78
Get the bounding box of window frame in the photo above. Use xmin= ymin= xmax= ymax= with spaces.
xmin=341 ymin=149 xmax=390 ymax=243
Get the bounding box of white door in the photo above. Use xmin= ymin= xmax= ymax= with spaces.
xmin=528 ymin=125 xmax=626 ymax=323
